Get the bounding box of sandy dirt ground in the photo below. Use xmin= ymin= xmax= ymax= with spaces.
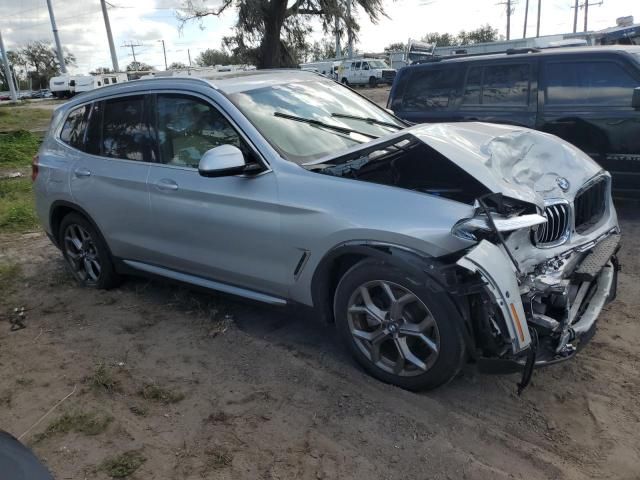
xmin=1 ymin=87 xmax=639 ymax=480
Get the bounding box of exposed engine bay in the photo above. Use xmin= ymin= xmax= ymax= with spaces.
xmin=307 ymin=123 xmax=621 ymax=391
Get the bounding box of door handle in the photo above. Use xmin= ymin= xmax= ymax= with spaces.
xmin=74 ymin=168 xmax=91 ymax=178
xmin=155 ymin=178 xmax=178 ymax=191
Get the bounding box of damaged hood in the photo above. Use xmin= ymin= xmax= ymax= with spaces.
xmin=408 ymin=122 xmax=603 ymax=207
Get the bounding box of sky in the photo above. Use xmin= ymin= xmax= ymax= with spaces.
xmin=1 ymin=0 xmax=639 ymax=74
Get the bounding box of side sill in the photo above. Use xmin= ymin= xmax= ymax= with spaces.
xmin=122 ymin=260 xmax=288 ymax=306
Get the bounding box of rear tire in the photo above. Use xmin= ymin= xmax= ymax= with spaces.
xmin=58 ymin=213 xmax=121 ymax=289
xmin=334 ymin=259 xmax=465 ymax=391
xmin=341 ymin=78 xmax=349 ymax=86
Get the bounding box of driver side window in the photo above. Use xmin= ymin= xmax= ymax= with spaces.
xmin=155 ymin=94 xmax=245 ymax=168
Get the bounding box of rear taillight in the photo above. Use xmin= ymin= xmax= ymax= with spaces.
xmin=31 ymin=154 xmax=39 ymax=182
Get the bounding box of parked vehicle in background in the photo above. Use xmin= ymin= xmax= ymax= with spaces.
xmin=388 ymin=46 xmax=640 ymax=199
xmin=50 ymin=75 xmax=71 ymax=98
xmin=300 ymin=60 xmax=341 ymax=79
xmin=33 ymin=71 xmax=619 ymax=391
xmin=337 ymin=58 xmax=396 ymax=86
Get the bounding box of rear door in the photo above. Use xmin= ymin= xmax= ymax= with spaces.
xmin=456 ymin=60 xmax=537 ymax=127
xmin=69 ymin=94 xmax=154 ymax=261
xmin=538 ymin=55 xmax=640 ymax=197
xmin=144 ymin=92 xmax=285 ymax=298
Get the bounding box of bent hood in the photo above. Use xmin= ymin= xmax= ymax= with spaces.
xmin=311 ymin=122 xmax=603 ymax=208
xmin=409 ymin=122 xmax=603 ymax=207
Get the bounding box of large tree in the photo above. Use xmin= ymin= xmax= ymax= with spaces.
xmin=19 ymin=41 xmax=75 ymax=89
xmin=179 ymin=0 xmax=385 ymax=68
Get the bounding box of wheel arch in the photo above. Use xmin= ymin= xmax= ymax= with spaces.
xmin=49 ymin=201 xmax=107 ymax=250
xmin=310 ymin=242 xmax=450 ymax=323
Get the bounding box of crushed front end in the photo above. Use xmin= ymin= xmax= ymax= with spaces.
xmin=455 ymin=173 xmax=620 ymax=389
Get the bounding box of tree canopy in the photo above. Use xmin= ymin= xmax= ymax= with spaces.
xmin=1 ymin=41 xmax=75 ymax=90
xmin=422 ymin=25 xmax=500 ymax=47
xmin=179 ymin=0 xmax=386 ymax=68
xmin=195 ymin=48 xmax=239 ymax=66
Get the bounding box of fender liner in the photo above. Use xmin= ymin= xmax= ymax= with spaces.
xmin=310 ymin=241 xmax=480 ymax=356
xmin=48 ymin=200 xmax=113 ymax=257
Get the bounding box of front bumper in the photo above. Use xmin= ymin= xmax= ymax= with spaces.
xmin=459 ymin=235 xmax=620 ymax=374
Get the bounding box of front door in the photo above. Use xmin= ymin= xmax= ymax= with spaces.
xmin=145 ymin=93 xmax=286 ymax=297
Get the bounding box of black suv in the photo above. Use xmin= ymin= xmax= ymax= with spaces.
xmin=388 ymin=46 xmax=640 ymax=198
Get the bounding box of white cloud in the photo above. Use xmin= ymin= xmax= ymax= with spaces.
xmin=1 ymin=0 xmax=638 ymax=73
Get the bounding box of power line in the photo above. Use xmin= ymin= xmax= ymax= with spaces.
xmin=121 ymin=41 xmax=143 ymax=63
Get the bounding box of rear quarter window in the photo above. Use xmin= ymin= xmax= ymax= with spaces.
xmin=402 ymin=67 xmax=462 ymax=111
xmin=544 ymin=60 xmax=638 ymax=107
xmin=59 ymin=105 xmax=89 ymax=150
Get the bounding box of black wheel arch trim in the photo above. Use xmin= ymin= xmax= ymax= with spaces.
xmin=310 ymin=241 xmax=479 ymax=356
xmin=49 ymin=200 xmax=114 ymax=257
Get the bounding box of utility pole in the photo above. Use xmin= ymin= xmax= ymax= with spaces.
xmin=0 ymin=30 xmax=18 ymax=102
xmin=572 ymin=0 xmax=579 ymax=32
xmin=46 ymin=0 xmax=67 ymax=74
xmin=100 ymin=0 xmax=119 ymax=72
xmin=188 ymin=49 xmax=192 ymax=67
xmin=335 ymin=15 xmax=341 ymax=58
xmin=583 ymin=0 xmax=589 ymax=31
xmin=121 ymin=41 xmax=142 ymax=66
xmin=523 ymin=0 xmax=529 ymax=37
xmin=536 ymin=0 xmax=541 ymax=37
xmin=507 ymin=0 xmax=511 ymax=40
xmin=346 ymin=0 xmax=354 ymax=58
xmin=159 ymin=40 xmax=167 ymax=70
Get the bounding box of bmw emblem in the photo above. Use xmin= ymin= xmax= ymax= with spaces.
xmin=556 ymin=177 xmax=570 ymax=192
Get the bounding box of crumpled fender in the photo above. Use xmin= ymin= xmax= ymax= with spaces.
xmin=457 ymin=240 xmax=532 ymax=353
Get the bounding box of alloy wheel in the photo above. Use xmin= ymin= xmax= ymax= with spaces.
xmin=63 ymin=224 xmax=102 ymax=284
xmin=346 ymin=280 xmax=440 ymax=377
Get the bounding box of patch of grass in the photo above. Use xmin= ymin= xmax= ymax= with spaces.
xmin=15 ymin=376 xmax=34 ymax=386
xmin=0 ymin=130 xmax=41 ymax=168
xmin=139 ymin=383 xmax=184 ymax=404
xmin=204 ymin=448 xmax=233 ymax=470
xmin=0 ymin=262 xmax=20 ymax=292
xmin=0 ymin=177 xmax=38 ymax=233
xmin=129 ymin=405 xmax=148 ymax=417
xmin=34 ymin=411 xmax=112 ymax=442
xmin=0 ymin=108 xmax=52 ymax=133
xmin=98 ymin=450 xmax=146 ymax=478
xmin=87 ymin=363 xmax=121 ymax=394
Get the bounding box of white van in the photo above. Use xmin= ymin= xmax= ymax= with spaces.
xmin=336 ymin=59 xmax=396 ymax=87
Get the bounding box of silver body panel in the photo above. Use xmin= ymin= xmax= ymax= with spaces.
xmin=34 ymin=72 xmax=620 ymax=360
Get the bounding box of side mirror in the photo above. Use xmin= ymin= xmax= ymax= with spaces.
xmin=198 ymin=144 xmax=261 ymax=178
xmin=633 ymin=87 xmax=640 ymax=110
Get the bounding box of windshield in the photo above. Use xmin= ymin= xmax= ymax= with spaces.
xmin=368 ymin=60 xmax=389 ymax=69
xmin=228 ymin=79 xmax=405 ymax=163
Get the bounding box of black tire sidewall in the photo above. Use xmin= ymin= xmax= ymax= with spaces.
xmin=58 ymin=213 xmax=120 ymax=289
xmin=334 ymin=259 xmax=465 ymax=391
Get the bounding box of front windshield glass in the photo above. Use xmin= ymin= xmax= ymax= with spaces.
xmin=228 ymin=79 xmax=405 ymax=163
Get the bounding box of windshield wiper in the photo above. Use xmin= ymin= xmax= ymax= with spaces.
xmin=330 ymin=112 xmax=405 ymax=130
xmin=274 ymin=112 xmax=379 ymax=140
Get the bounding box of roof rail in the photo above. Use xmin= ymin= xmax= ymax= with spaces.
xmin=505 ymin=47 xmax=541 ymax=55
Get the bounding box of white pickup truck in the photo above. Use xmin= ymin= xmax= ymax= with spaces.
xmin=337 ymin=59 xmax=396 ymax=87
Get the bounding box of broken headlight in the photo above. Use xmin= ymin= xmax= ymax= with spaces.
xmin=452 ymin=214 xmax=547 ymax=241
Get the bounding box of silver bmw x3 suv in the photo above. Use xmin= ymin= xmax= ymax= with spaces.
xmin=33 ymin=70 xmax=620 ymax=391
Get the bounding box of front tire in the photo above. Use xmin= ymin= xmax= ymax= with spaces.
xmin=334 ymin=259 xmax=465 ymax=391
xmin=58 ymin=213 xmax=121 ymax=289
xmin=368 ymin=76 xmax=378 ymax=88
xmin=341 ymin=77 xmax=349 ymax=86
